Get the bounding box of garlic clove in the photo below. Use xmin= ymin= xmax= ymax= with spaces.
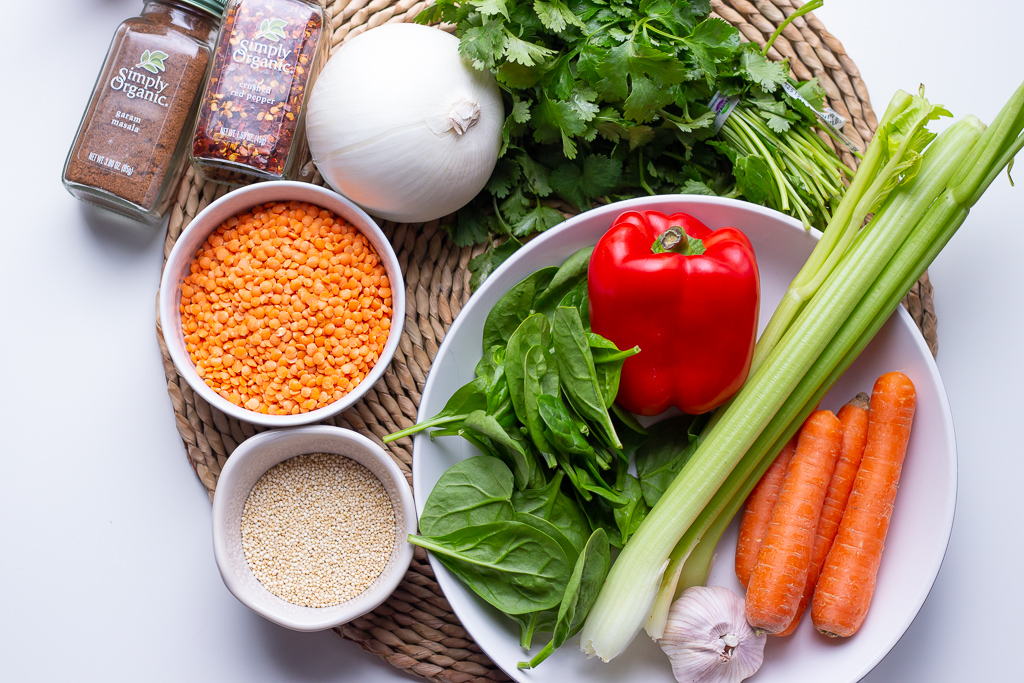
xmin=659 ymin=585 xmax=766 ymax=683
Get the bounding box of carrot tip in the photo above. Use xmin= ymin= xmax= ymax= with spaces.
xmin=850 ymin=392 xmax=870 ymax=410
xmin=817 ymin=629 xmax=842 ymax=638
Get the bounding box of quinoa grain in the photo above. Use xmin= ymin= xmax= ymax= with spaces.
xmin=240 ymin=453 xmax=395 ymax=608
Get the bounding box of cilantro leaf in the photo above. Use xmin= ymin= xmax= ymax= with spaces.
xmin=640 ymin=0 xmax=711 ymax=35
xmin=486 ymin=158 xmax=523 ymax=198
xmin=733 ymin=154 xmax=775 ymax=206
xmin=683 ymin=17 xmax=740 ymax=85
xmin=511 ymin=96 xmax=532 ymax=123
xmin=679 ymin=179 xmax=717 ymax=195
xmin=516 ymin=153 xmax=553 ymax=196
xmin=588 ymin=38 xmax=688 ymax=121
xmin=471 ymin=0 xmax=509 ymax=20
xmin=451 ymin=202 xmax=499 ymax=247
xmin=623 ymin=75 xmax=674 ymax=122
xmin=740 ymin=48 xmax=789 ymax=92
xmin=500 ymin=186 xmax=531 ymax=221
xmin=533 ymin=96 xmax=588 ymax=157
xmin=534 ymin=0 xmax=584 ymax=32
xmin=510 ymin=204 xmax=564 ymax=236
xmin=504 ymin=31 xmax=555 ymax=67
xmin=461 ymin=19 xmax=508 ymax=70
xmin=469 ymin=237 xmax=523 ymax=290
xmin=763 ymin=112 xmax=792 ymax=134
xmin=550 ymin=154 xmax=623 ymax=208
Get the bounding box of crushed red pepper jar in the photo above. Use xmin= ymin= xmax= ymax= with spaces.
xmin=189 ymin=0 xmax=330 ymax=184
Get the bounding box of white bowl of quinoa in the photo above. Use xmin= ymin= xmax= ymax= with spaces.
xmin=211 ymin=425 xmax=416 ymax=631
xmin=158 ymin=180 xmax=405 ymax=427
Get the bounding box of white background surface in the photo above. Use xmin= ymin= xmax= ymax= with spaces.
xmin=1 ymin=1 xmax=1021 ymax=681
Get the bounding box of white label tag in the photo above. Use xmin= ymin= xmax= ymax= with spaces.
xmin=709 ymin=92 xmax=740 ymax=133
xmin=781 ymin=82 xmax=859 ymax=153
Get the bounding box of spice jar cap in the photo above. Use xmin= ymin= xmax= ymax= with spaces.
xmin=176 ymin=0 xmax=228 ymax=17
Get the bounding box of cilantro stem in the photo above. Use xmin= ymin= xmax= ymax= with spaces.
xmin=638 ymin=149 xmax=655 ymax=196
xmin=641 ymin=20 xmax=684 ymax=44
xmin=762 ymin=0 xmax=824 ymax=57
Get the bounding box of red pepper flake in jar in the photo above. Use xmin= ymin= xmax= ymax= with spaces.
xmin=189 ymin=0 xmax=330 ymax=184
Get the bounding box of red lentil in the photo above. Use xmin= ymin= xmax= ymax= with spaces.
xmin=180 ymin=201 xmax=393 ymax=415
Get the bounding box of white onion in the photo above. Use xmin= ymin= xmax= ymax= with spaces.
xmin=306 ymin=24 xmax=504 ymax=224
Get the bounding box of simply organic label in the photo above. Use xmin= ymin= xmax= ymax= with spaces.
xmin=109 ymin=50 xmax=172 ymax=107
xmin=232 ymin=18 xmax=295 ymax=74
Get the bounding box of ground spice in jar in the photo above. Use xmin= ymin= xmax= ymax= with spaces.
xmin=241 ymin=452 xmax=396 ymax=608
xmin=62 ymin=1 xmax=224 ymax=224
xmin=190 ymin=0 xmax=330 ymax=184
xmin=179 ymin=201 xmax=393 ymax=415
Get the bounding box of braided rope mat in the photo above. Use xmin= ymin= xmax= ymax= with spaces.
xmin=156 ymin=1 xmax=938 ymax=681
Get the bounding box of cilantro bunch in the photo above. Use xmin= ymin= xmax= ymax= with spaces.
xmin=416 ymin=0 xmax=852 ymax=283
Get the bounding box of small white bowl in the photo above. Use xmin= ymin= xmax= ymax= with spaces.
xmin=158 ymin=181 xmax=405 ymax=427
xmin=212 ymin=425 xmax=416 ymax=631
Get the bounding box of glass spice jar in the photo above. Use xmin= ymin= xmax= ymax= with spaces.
xmin=189 ymin=0 xmax=331 ymax=184
xmin=62 ymin=0 xmax=225 ymax=225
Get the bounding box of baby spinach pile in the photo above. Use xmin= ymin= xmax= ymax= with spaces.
xmin=387 ymin=249 xmax=706 ymax=665
xmin=417 ymin=0 xmax=852 ymax=286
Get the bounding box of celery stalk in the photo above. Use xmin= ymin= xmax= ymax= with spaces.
xmin=748 ymin=90 xmax=944 ymax=373
xmin=578 ymin=81 xmax=1024 ymax=660
xmin=643 ymin=115 xmax=986 ymax=640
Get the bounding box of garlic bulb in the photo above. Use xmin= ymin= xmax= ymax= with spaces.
xmin=305 ymin=24 xmax=504 ymax=224
xmin=659 ymin=586 xmax=766 ymax=683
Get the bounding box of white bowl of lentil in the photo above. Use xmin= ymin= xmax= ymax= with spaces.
xmin=158 ymin=180 xmax=405 ymax=427
xmin=212 ymin=425 xmax=417 ymax=631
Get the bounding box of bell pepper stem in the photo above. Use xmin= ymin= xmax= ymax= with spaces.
xmin=652 ymin=227 xmax=707 ymax=255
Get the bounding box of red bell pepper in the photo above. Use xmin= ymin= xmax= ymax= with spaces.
xmin=588 ymin=210 xmax=760 ymax=416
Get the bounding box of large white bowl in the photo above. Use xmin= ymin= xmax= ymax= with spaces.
xmin=158 ymin=181 xmax=405 ymax=428
xmin=212 ymin=425 xmax=416 ymax=631
xmin=411 ymin=195 xmax=957 ymax=683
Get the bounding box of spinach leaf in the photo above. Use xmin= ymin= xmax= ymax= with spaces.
xmin=475 ymin=345 xmax=505 ymax=380
xmin=610 ymin=406 xmax=649 ymax=459
xmin=409 ymin=521 xmax=570 ymax=615
xmin=522 ymin=334 xmax=560 ymax=467
xmin=587 ymin=332 xmax=640 ymax=408
xmin=514 ymin=511 xmax=579 ymax=567
xmin=612 ymin=474 xmax=650 ymax=545
xmin=482 ymin=266 xmax=558 ymax=351
xmin=577 ymin=494 xmax=623 ymax=548
xmin=635 ymin=414 xmax=708 ymax=507
xmin=385 ymin=374 xmax=488 ymax=442
xmin=574 ymin=457 xmax=628 ymax=507
xmin=558 ymin=279 xmax=590 ymax=328
xmin=534 ymin=246 xmax=594 ymax=315
xmin=512 ymin=472 xmax=591 ymax=556
xmin=504 ymin=313 xmax=549 ymax=432
xmin=519 ymin=528 xmax=611 ymax=669
xmin=463 ymin=410 xmax=540 ymax=490
xmin=536 ymin=394 xmax=596 ymax=459
xmin=419 ymin=456 xmax=515 ymax=537
xmin=509 ymin=609 xmax=557 ymax=650
xmin=552 ymin=307 xmax=621 ymax=449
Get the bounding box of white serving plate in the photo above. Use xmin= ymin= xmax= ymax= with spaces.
xmin=411 ymin=195 xmax=957 ymax=683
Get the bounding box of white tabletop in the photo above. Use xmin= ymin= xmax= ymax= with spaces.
xmin=2 ymin=1 xmax=1021 ymax=681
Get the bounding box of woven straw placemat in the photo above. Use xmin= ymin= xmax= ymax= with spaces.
xmin=156 ymin=1 xmax=938 ymax=681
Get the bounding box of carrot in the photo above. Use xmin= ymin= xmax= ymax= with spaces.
xmin=773 ymin=393 xmax=870 ymax=636
xmin=812 ymin=372 xmax=916 ymax=637
xmin=745 ymin=410 xmax=843 ymax=634
xmin=735 ymin=436 xmax=797 ymax=587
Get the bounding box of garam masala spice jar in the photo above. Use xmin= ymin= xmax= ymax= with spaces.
xmin=63 ymin=0 xmax=225 ymax=224
xmin=189 ymin=0 xmax=331 ymax=184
